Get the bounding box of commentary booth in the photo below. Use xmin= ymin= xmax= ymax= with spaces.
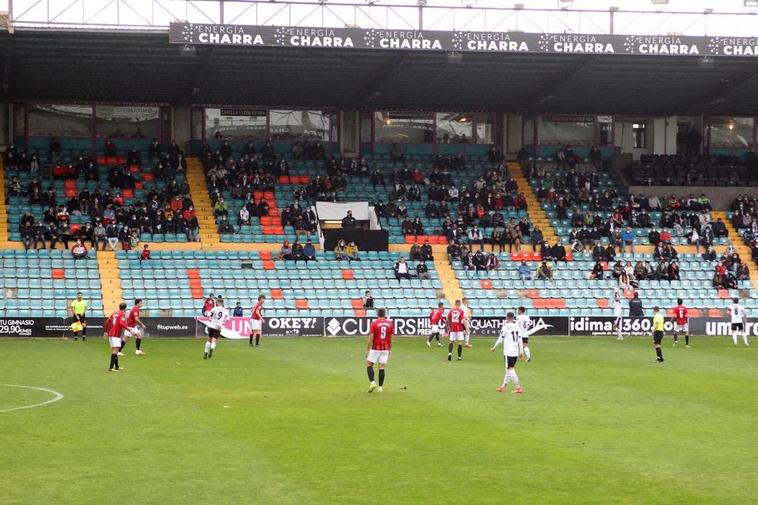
xmin=316 ymin=202 xmax=389 ymax=251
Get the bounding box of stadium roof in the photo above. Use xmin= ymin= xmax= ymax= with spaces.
xmin=2 ymin=28 xmax=758 ymax=115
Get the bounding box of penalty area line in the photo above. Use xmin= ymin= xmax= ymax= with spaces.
xmin=0 ymin=384 xmax=64 ymax=413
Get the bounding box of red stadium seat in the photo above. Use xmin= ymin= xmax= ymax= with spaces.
xmin=351 ymin=299 xmax=363 ymax=309
xmin=295 ymin=299 xmax=309 ymax=309
xmin=51 ymin=268 xmax=64 ymax=279
xmin=342 ymin=269 xmax=355 ymax=280
xmin=480 ymin=280 xmax=492 ymax=289
xmin=270 ymin=289 xmax=284 ymax=300
xmin=263 ymin=260 xmax=275 ymax=270
xmin=259 ymin=250 xmax=272 ymax=260
xmin=596 ymin=298 xmax=609 ymax=308
xmin=354 ymin=308 xmax=367 ymax=317
xmin=527 ymin=289 xmax=540 ymax=299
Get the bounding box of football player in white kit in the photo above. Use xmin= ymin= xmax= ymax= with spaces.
xmin=516 ymin=306 xmax=532 ymax=362
xmin=491 ymin=312 xmax=524 ymax=394
xmin=613 ymin=289 xmax=623 ymax=340
xmin=727 ymin=297 xmax=749 ymax=346
xmin=461 ymin=297 xmax=473 ymax=348
xmin=204 ymin=297 xmax=230 ymax=359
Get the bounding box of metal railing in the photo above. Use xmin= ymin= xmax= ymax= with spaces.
xmin=7 ymin=0 xmax=758 ymax=37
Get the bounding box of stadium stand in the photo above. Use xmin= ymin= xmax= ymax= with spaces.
xmin=628 ymin=154 xmax=758 ymax=186
xmin=116 ymin=249 xmax=443 ymax=318
xmin=0 ymin=249 xmax=104 ymax=318
xmin=4 ymin=144 xmax=199 ymax=245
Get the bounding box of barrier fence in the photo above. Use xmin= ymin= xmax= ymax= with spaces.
xmin=0 ymin=316 xmax=753 ymax=339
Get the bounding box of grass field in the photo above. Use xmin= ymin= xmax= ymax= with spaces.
xmin=1 ymin=335 xmax=756 ymax=505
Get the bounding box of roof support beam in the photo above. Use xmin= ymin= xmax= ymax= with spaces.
xmin=350 ymin=53 xmax=408 ymax=107
xmin=518 ymin=55 xmax=596 ymax=111
xmin=2 ymin=34 xmax=13 ymax=99
xmin=186 ymin=46 xmax=216 ymax=104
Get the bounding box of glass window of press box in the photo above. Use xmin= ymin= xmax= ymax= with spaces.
xmin=709 ymin=117 xmax=755 ymax=148
xmin=205 ymin=108 xmax=267 ymax=141
xmin=538 ymin=116 xmax=595 ymax=146
xmin=270 ymin=110 xmax=331 ymax=142
xmin=27 ymin=104 xmax=94 ymax=137
xmin=436 ymin=113 xmax=494 ymax=144
xmin=374 ymin=112 xmax=434 ymax=144
xmin=96 ymin=106 xmax=160 ymax=139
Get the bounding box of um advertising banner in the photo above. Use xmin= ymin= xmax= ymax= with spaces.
xmin=1 ymin=316 xmax=752 ymax=338
xmin=170 ymin=23 xmax=758 ymax=58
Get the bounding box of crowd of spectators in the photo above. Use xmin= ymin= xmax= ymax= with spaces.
xmin=8 ymin=141 xmax=200 ymax=249
xmin=529 ymin=164 xmax=730 ymax=253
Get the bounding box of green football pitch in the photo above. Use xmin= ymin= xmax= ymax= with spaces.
xmin=1 ymin=336 xmax=756 ymax=505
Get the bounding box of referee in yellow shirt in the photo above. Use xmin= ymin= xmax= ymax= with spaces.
xmin=652 ymin=306 xmax=665 ymax=363
xmin=70 ymin=292 xmax=88 ymax=341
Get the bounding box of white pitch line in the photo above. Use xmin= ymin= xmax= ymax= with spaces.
xmin=0 ymin=384 xmax=64 ymax=413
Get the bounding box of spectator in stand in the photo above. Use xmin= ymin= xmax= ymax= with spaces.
xmin=655 ymin=260 xmax=669 ymax=281
xmin=291 ymin=239 xmax=304 ymax=263
xmin=486 ymin=252 xmax=499 ymax=271
xmin=603 ymin=244 xmax=616 ymax=262
xmin=737 ymin=261 xmax=750 ymax=281
xmin=589 ymin=261 xmax=604 ymax=280
xmin=530 ymin=226 xmax=543 ymax=252
xmin=390 ymin=141 xmax=406 ymax=165
xmin=345 ymin=241 xmax=361 ymax=262
xmin=341 ymin=210 xmax=357 ymax=229
xmin=420 ymin=241 xmax=433 ymax=262
xmin=468 ymin=226 xmax=484 ymax=250
xmin=668 ymin=260 xmax=680 ymax=281
xmin=506 ymin=220 xmax=521 ymax=253
xmin=140 ymin=244 xmax=151 ymax=263
xmin=472 ymin=249 xmax=487 ymax=272
xmin=238 ymin=205 xmax=251 ymax=226
xmin=71 ymin=239 xmax=88 ymax=260
xmin=213 ymin=197 xmax=229 ymax=220
xmin=217 ymin=215 xmax=234 ymax=234
xmin=518 ymin=261 xmax=532 ymax=281
xmin=393 ymin=257 xmax=413 ymax=282
xmin=233 ymin=302 xmax=244 ymax=317
xmin=629 ymin=292 xmax=644 ymax=317
xmin=621 ymin=227 xmax=635 ymax=253
xmin=537 ymin=261 xmax=553 ymax=280
xmin=634 ymin=261 xmax=649 ymax=280
xmin=551 ymin=242 xmax=567 ymax=262
xmin=334 ymin=239 xmax=349 ymax=260
xmin=302 ymin=239 xmax=316 ymax=264
xmin=589 ymin=146 xmax=602 ymax=170
xmin=447 ymin=240 xmax=461 ymax=261
xmin=278 ymin=240 xmax=293 ymax=261
xmin=489 ymin=226 xmax=505 ymax=253
xmin=362 ymin=290 xmax=374 ymax=309
xmin=416 ymin=261 xmax=430 ymax=280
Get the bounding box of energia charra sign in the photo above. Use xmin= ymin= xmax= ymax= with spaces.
xmin=170 ymin=23 xmax=758 ymax=57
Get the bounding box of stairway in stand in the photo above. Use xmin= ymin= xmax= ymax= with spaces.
xmin=97 ymin=250 xmax=123 ymax=317
xmin=713 ymin=211 xmax=757 ymax=289
xmin=187 ymin=157 xmax=220 ymax=247
xmin=0 ymin=159 xmax=9 ymax=244
xmin=434 ymin=254 xmax=464 ymax=305
xmin=508 ymin=162 xmax=558 ymax=245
